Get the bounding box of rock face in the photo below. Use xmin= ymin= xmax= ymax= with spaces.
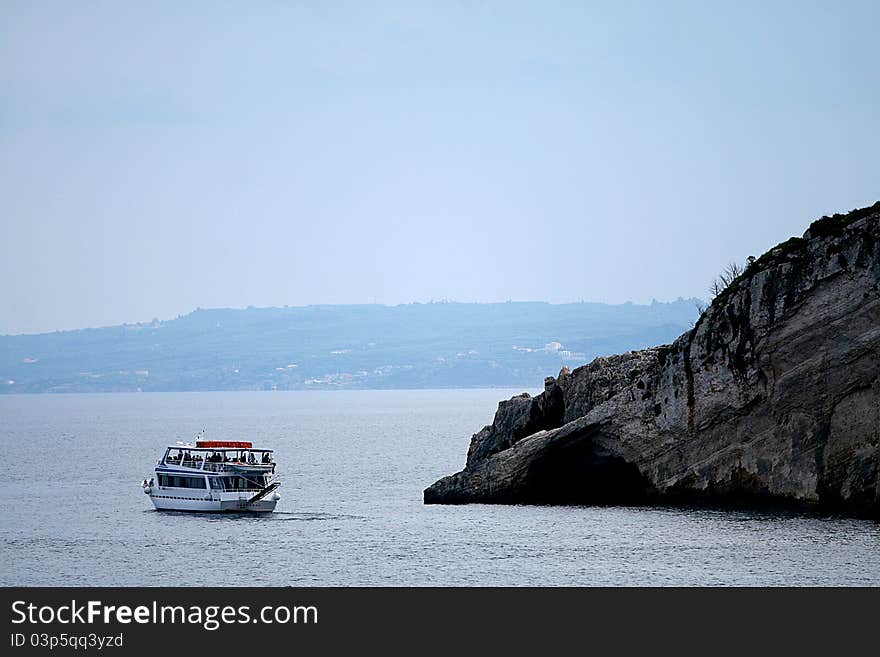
xmin=425 ymin=203 xmax=880 ymax=517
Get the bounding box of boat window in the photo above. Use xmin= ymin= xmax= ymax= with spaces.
xmin=209 ymin=477 xmax=222 ymax=490
xmin=159 ymin=475 xmax=206 ymax=489
xmin=216 ymin=475 xmax=264 ymax=491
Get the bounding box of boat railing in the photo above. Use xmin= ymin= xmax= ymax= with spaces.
xmin=164 ymin=459 xmax=274 ymax=472
xmin=203 ymin=460 xmax=274 ymax=472
xmin=202 ymin=461 xmax=240 ymax=472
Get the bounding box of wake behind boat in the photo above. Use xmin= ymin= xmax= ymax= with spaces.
xmin=142 ymin=439 xmax=281 ymax=513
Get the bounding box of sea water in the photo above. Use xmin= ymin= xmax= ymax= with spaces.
xmin=1 ymin=390 xmax=878 ymax=586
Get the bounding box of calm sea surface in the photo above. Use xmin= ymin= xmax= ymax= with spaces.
xmin=1 ymin=390 xmax=878 ymax=586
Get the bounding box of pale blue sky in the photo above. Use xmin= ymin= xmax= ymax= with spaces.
xmin=1 ymin=1 xmax=878 ymax=334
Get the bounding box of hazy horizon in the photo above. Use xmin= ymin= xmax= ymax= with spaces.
xmin=1 ymin=296 xmax=701 ymax=337
xmin=2 ymin=2 xmax=878 ymax=334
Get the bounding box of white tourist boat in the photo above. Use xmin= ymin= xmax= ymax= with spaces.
xmin=142 ymin=439 xmax=281 ymax=513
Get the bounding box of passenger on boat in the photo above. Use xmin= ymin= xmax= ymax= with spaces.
xmin=262 ymin=452 xmax=270 ymax=464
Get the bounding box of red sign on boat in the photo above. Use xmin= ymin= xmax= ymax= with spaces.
xmin=195 ymin=440 xmax=253 ymax=449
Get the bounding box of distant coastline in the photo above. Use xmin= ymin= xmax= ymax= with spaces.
xmin=0 ymin=300 xmax=699 ymax=393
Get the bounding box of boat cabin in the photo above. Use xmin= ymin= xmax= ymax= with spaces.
xmin=156 ymin=471 xmax=272 ymax=492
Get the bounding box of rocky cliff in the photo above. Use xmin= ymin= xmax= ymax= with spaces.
xmin=425 ymin=202 xmax=880 ymax=517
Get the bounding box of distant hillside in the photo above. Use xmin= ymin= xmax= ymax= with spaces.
xmin=0 ymin=301 xmax=700 ymax=393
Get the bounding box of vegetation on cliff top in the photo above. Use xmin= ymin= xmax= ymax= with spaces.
xmin=701 ymin=201 xmax=880 ymax=313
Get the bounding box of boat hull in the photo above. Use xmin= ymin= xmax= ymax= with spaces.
xmin=149 ymin=492 xmax=277 ymax=513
